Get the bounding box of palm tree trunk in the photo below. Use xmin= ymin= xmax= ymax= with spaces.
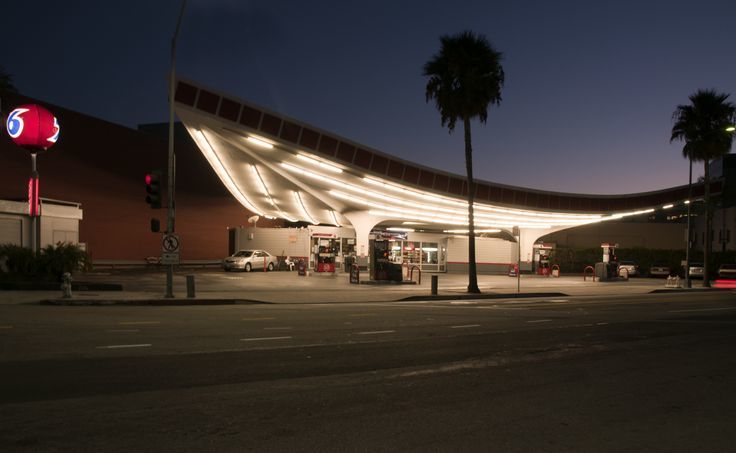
xmin=463 ymin=117 xmax=480 ymax=293
xmin=703 ymin=159 xmax=711 ymax=287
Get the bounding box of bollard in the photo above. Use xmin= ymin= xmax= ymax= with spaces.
xmin=61 ymin=272 xmax=73 ymax=299
xmin=431 ymin=274 xmax=438 ymax=295
xmin=186 ymin=275 xmax=196 ymax=298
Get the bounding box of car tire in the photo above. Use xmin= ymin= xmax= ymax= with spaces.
xmin=244 ymin=263 xmax=252 ymax=272
xmin=267 ymin=262 xmax=274 ymax=272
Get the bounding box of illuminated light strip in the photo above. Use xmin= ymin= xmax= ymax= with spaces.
xmin=285 ymin=162 xmax=592 ymax=226
xmin=364 ymin=176 xmax=602 ymax=220
xmin=331 ymin=190 xmax=551 ymax=228
xmin=250 ymin=165 xmax=298 ymax=222
xmin=297 ymin=153 xmax=343 ymax=173
xmin=662 ymin=204 xmax=674 ymax=209
xmin=387 ymin=227 xmax=414 ymax=232
xmin=286 ymin=161 xmax=660 ymax=226
xmin=329 ymin=210 xmax=341 ymax=226
xmin=247 ymin=136 xmax=274 ymax=149
xmin=293 ymin=191 xmax=318 ymax=224
xmin=195 ymin=130 xmax=264 ymax=215
xmin=444 ymin=229 xmax=502 ymax=234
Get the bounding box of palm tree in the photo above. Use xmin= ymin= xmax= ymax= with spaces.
xmin=671 ymin=89 xmax=736 ymax=287
xmin=424 ymin=31 xmax=504 ymax=294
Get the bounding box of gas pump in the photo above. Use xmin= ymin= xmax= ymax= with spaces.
xmin=533 ymin=243 xmax=554 ymax=276
xmin=599 ymin=242 xmax=619 ymax=280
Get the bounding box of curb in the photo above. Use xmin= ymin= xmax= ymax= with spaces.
xmin=399 ymin=292 xmax=569 ymax=302
xmin=39 ymin=298 xmax=269 ymax=306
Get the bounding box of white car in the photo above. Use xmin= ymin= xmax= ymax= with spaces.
xmin=649 ymin=264 xmax=671 ymax=278
xmin=223 ymin=250 xmax=279 ymax=272
xmin=688 ymin=262 xmax=704 ymax=279
xmin=618 ymin=261 xmax=639 ymax=277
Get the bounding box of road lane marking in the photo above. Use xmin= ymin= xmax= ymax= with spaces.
xmin=356 ymin=330 xmax=396 ymax=335
xmin=0 ymin=325 xmax=13 ymax=329
xmin=107 ymin=329 xmax=140 ymax=333
xmin=263 ymin=327 xmax=293 ymax=330
xmin=668 ymin=307 xmax=736 ymax=313
xmin=596 ymin=322 xmax=609 ymax=326
xmin=450 ymin=324 xmax=481 ymax=329
xmin=240 ymin=336 xmax=292 ymax=342
xmin=550 ymin=299 xmax=569 ymax=303
xmin=348 ymin=313 xmax=377 ymax=317
xmin=526 ymin=319 xmax=552 ymax=323
xmin=118 ymin=321 xmax=161 ymax=326
xmin=242 ymin=317 xmax=276 ymax=321
xmin=450 ymin=301 xmax=478 ymax=305
xmin=96 ymin=344 xmax=151 ymax=349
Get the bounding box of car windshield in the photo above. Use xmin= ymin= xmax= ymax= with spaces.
xmin=721 ymin=264 xmax=736 ymax=270
xmin=620 ymin=261 xmax=635 ymax=265
xmin=690 ymin=263 xmax=703 ymax=267
xmin=233 ymin=251 xmax=254 ymax=257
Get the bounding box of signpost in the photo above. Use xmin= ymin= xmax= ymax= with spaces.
xmin=161 ymin=233 xmax=180 ymax=265
xmin=5 ymin=104 xmax=60 ymax=253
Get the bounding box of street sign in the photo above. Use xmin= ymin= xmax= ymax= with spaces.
xmin=161 ymin=252 xmax=180 ymax=265
xmin=162 ymin=234 xmax=180 ymax=253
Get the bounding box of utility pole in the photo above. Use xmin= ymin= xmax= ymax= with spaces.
xmin=165 ymin=0 xmax=187 ymax=298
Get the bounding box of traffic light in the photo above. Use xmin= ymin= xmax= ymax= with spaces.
xmin=150 ymin=218 xmax=160 ymax=233
xmin=145 ymin=170 xmax=162 ymax=209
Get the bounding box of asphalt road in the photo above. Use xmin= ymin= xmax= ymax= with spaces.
xmin=1 ymin=291 xmax=735 ymax=452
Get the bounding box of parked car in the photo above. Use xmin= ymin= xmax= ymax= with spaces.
xmin=718 ymin=264 xmax=736 ymax=279
xmin=687 ymin=262 xmax=704 ymax=279
xmin=223 ymin=250 xmax=279 ymax=272
xmin=618 ymin=261 xmax=639 ymax=277
xmin=648 ymin=263 xmax=671 ymax=278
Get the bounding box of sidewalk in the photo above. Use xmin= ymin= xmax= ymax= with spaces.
xmin=0 ymin=272 xmax=713 ymax=305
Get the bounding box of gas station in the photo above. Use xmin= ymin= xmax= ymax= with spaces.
xmin=172 ymin=78 xmax=701 ymax=281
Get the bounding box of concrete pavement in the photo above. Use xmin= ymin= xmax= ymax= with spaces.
xmin=0 ymin=269 xmax=717 ymax=305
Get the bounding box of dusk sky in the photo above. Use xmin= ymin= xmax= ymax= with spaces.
xmin=3 ymin=0 xmax=735 ymax=195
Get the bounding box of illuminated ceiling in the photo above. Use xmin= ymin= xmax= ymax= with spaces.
xmin=174 ymin=79 xmax=700 ymax=236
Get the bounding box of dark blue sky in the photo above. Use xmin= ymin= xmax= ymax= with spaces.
xmin=4 ymin=0 xmax=735 ymax=194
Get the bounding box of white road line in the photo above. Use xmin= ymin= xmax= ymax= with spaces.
xmin=450 ymin=324 xmax=481 ymax=329
xmin=0 ymin=325 xmax=13 ymax=329
xmin=450 ymin=301 xmax=478 ymax=305
xmin=526 ymin=319 xmax=552 ymax=323
xmin=356 ymin=330 xmax=396 ymax=335
xmin=669 ymin=307 xmax=736 ymax=313
xmin=118 ymin=321 xmax=161 ymax=326
xmin=107 ymin=329 xmax=140 ymax=333
xmin=263 ymin=327 xmax=293 ymax=330
xmin=242 ymin=317 xmax=276 ymax=321
xmin=96 ymin=344 xmax=151 ymax=349
xmin=348 ymin=313 xmax=378 ymax=317
xmin=550 ymin=299 xmax=569 ymax=303
xmin=240 ymin=336 xmax=292 ymax=342
xmin=596 ymin=322 xmax=609 ymax=326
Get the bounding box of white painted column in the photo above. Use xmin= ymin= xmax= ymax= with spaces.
xmin=342 ymin=211 xmax=383 ymax=258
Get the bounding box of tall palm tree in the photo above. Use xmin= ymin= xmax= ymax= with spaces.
xmin=671 ymin=89 xmax=736 ymax=287
xmin=424 ymin=31 xmax=504 ymax=294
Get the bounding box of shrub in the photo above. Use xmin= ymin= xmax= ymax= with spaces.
xmin=0 ymin=242 xmax=90 ymax=280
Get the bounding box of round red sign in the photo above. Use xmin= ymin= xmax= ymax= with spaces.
xmin=5 ymin=104 xmax=60 ymax=151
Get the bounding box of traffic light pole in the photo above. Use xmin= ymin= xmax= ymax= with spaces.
xmin=165 ymin=0 xmax=187 ymax=298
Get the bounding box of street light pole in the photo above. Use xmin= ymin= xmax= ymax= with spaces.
xmin=165 ymin=0 xmax=187 ymax=298
xmin=684 ymin=156 xmax=692 ymax=288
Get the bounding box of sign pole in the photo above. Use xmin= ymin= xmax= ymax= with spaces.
xmin=30 ymin=153 xmax=38 ymax=254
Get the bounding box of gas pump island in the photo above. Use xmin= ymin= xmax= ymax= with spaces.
xmin=595 ymin=242 xmax=620 ymax=281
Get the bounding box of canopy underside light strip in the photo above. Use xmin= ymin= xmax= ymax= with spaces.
xmin=293 ymin=191 xmax=318 ymax=224
xmin=194 ymin=129 xmax=265 ymax=215
xmin=250 ymin=165 xmax=298 ymax=222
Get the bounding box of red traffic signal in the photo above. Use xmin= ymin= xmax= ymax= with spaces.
xmin=145 ymin=171 xmax=162 ymax=209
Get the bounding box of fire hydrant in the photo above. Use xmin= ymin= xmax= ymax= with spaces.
xmin=61 ymin=272 xmax=73 ymax=299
